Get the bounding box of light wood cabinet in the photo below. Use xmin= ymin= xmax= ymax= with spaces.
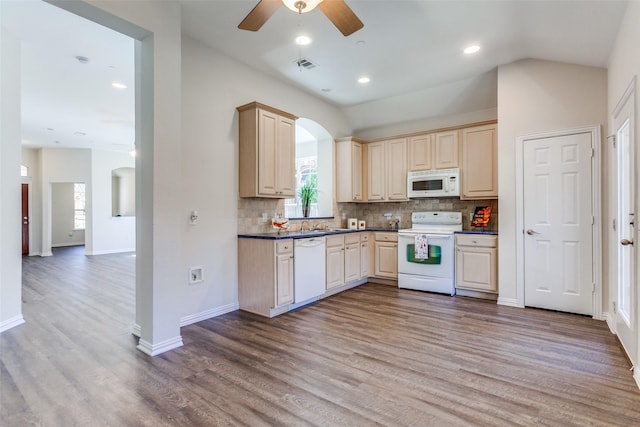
xmin=326 ymin=235 xmax=345 ymax=290
xmin=237 ymin=102 xmax=296 ymax=198
xmin=327 ymin=233 xmax=363 ymax=289
xmin=238 ymin=238 xmax=294 ymax=317
xmin=455 ymin=234 xmax=498 ymax=293
xmin=367 ymin=141 xmax=386 ymax=201
xmin=408 ymin=133 xmax=433 ymax=171
xmin=461 ymin=124 xmax=498 ymax=200
xmin=433 ymin=130 xmax=459 ymax=169
xmin=360 ymin=233 xmax=371 ymax=278
xmin=335 ymin=138 xmax=364 ymax=202
xmin=387 ymin=138 xmax=408 ymax=200
xmin=374 ymin=232 xmax=398 ymax=279
xmin=367 ymin=139 xmax=408 ymax=202
xmin=344 ymin=233 xmax=361 ymax=283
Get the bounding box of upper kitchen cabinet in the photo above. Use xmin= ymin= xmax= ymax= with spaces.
xmin=408 ymin=133 xmax=433 ymax=171
xmin=461 ymin=124 xmax=498 ymax=200
xmin=367 ymin=138 xmax=408 ymax=202
xmin=237 ymin=102 xmax=297 ymax=198
xmin=433 ymin=130 xmax=459 ymax=169
xmin=335 ymin=137 xmax=365 ymax=202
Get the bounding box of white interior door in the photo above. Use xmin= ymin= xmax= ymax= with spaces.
xmin=523 ymin=132 xmax=594 ymax=315
xmin=612 ymin=79 xmax=636 ymax=366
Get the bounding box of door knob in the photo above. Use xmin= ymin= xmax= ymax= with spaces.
xmin=620 ymin=239 xmax=634 ymax=246
xmin=526 ymin=229 xmax=540 ymax=235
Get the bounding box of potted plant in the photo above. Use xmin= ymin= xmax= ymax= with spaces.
xmin=298 ymin=175 xmax=317 ymax=218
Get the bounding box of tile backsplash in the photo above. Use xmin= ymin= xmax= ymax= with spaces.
xmin=238 ymin=197 xmax=497 ymax=233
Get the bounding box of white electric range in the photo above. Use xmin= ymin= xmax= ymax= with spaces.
xmin=397 ymin=211 xmax=462 ymax=295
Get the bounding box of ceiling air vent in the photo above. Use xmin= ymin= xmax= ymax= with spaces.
xmin=295 ymin=57 xmax=318 ymax=70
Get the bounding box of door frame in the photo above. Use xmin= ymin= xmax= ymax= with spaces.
xmin=515 ymin=125 xmax=602 ymax=319
xmin=21 ymin=178 xmax=33 ymax=256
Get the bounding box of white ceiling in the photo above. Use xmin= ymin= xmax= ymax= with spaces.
xmin=2 ymin=0 xmax=628 ymax=151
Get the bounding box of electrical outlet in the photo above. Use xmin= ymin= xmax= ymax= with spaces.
xmin=189 ymin=266 xmax=204 ymax=284
xmin=261 ymin=212 xmax=268 ymax=223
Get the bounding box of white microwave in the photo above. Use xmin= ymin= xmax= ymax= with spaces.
xmin=407 ymin=168 xmax=460 ymax=198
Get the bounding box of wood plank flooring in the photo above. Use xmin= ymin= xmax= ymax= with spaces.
xmin=2 ymin=246 xmax=640 ymax=426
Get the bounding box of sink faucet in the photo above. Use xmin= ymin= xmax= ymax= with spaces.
xmin=311 ymin=221 xmax=330 ymax=231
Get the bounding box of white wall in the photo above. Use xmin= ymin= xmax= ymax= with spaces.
xmin=0 ymin=27 xmax=24 ymax=332
xmin=606 ymin=0 xmax=640 ymax=378
xmin=51 ymin=183 xmax=85 ymax=247
xmin=179 ymin=35 xmax=351 ymax=324
xmin=497 ymin=59 xmax=608 ymax=307
xmin=90 ymin=150 xmax=135 ymax=255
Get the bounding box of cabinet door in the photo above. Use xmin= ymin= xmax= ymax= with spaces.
xmin=326 ymin=245 xmax=345 ymax=289
xmin=408 ymin=134 xmax=432 ymax=171
xmin=375 ymin=241 xmax=398 ymax=278
xmin=360 ymin=238 xmax=370 ymax=278
xmin=344 ymin=243 xmax=361 ymax=283
xmin=367 ymin=141 xmax=386 ymax=201
xmin=352 ymin=142 xmax=363 ymax=201
xmin=275 ymin=116 xmax=296 ymax=197
xmin=276 ymin=253 xmax=294 ymax=305
xmin=461 ymin=124 xmax=497 ymax=199
xmin=455 ymin=246 xmax=497 ymax=293
xmin=433 ymin=130 xmax=459 ymax=169
xmin=387 ymin=138 xmax=408 ymax=200
xmin=257 ymin=109 xmax=278 ymax=195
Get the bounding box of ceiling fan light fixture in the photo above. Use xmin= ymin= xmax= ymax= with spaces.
xmin=283 ymin=0 xmax=323 ymax=13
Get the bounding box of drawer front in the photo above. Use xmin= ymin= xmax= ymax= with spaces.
xmin=344 ymin=233 xmax=361 ymax=245
xmin=375 ymin=232 xmax=398 ymax=243
xmin=276 ymin=239 xmax=294 ymax=254
xmin=456 ymin=234 xmax=497 ymax=248
xmin=360 ymin=233 xmax=370 ymax=242
xmin=326 ymin=234 xmax=345 ymax=248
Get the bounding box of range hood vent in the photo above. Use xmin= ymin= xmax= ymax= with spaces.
xmin=295 ymin=57 xmax=318 ymax=70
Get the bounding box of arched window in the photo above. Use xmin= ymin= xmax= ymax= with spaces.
xmin=284 ymin=118 xmax=333 ymax=219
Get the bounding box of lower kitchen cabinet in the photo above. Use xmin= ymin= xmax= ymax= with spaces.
xmin=326 ymin=235 xmax=345 ymax=290
xmin=360 ymin=232 xmax=371 ymax=278
xmin=238 ymin=238 xmax=294 ymax=317
xmin=455 ymin=234 xmax=498 ymax=294
xmin=374 ymin=232 xmax=398 ymax=279
xmin=344 ymin=233 xmax=361 ymax=283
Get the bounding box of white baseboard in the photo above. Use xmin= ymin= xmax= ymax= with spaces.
xmin=41 ymin=251 xmax=53 ymax=257
xmin=0 ymin=315 xmax=25 ymax=333
xmin=179 ymin=302 xmax=239 ymax=327
xmin=28 ymin=251 xmax=41 ymax=256
xmin=137 ymin=335 xmax=183 ymax=356
xmin=497 ymin=297 xmax=521 ymax=307
xmin=634 ymin=367 xmax=640 ymax=391
xmin=86 ymin=248 xmax=135 ymax=256
xmin=603 ymin=311 xmax=616 ymax=333
xmin=52 ymin=243 xmax=84 ymax=248
xmin=132 ymin=323 xmax=141 ymax=337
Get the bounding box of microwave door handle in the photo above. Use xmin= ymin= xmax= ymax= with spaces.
xmin=443 ymin=177 xmax=449 ymax=192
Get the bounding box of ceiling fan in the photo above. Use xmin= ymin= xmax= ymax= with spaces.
xmin=238 ymin=0 xmax=364 ymax=37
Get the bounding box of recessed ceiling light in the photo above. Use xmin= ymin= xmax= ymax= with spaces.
xmin=112 ymin=82 xmax=127 ymax=89
xmin=321 ymin=88 xmax=331 ymax=92
xmin=357 ymin=76 xmax=371 ymax=84
xmin=295 ymin=35 xmax=312 ymax=46
xmin=75 ymin=55 xmax=90 ymax=64
xmin=464 ymin=45 xmax=481 ymax=54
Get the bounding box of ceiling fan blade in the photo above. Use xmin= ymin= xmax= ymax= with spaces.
xmin=238 ymin=0 xmax=282 ymax=32
xmin=318 ymin=0 xmax=364 ymax=36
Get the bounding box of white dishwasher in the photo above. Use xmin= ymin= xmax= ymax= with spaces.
xmin=293 ymin=236 xmax=326 ymax=305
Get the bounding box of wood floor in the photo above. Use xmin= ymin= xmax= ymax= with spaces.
xmin=2 ymin=247 xmax=640 ymax=426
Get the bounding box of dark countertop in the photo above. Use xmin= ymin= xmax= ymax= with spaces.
xmin=238 ymin=227 xmax=398 ymax=240
xmin=455 ymin=230 xmax=498 ymax=235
